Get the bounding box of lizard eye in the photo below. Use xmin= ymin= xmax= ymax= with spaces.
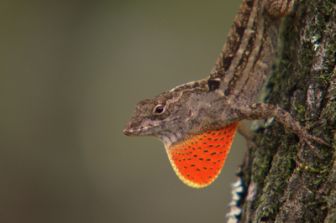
xmin=153 ymin=104 xmax=165 ymax=114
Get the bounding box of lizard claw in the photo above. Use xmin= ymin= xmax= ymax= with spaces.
xmin=298 ymin=131 xmax=329 ymax=159
xmin=301 ymin=131 xmax=330 ymax=147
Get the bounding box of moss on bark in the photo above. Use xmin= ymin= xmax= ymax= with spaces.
xmin=239 ymin=1 xmax=336 ymax=222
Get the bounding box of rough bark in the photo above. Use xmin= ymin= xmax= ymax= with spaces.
xmin=238 ymin=1 xmax=336 ymax=222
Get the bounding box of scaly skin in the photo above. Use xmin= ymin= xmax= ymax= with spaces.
xmin=123 ymin=0 xmax=326 ymax=188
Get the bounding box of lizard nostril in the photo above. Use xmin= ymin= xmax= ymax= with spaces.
xmin=123 ymin=128 xmax=130 ymax=135
xmin=123 ymin=126 xmax=134 ymax=136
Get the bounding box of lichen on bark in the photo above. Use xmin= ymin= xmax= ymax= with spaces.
xmin=238 ymin=1 xmax=336 ymax=222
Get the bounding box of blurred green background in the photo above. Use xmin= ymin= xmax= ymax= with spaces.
xmin=0 ymin=0 xmax=245 ymax=222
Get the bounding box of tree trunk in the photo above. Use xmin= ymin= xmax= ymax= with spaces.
xmin=237 ymin=1 xmax=336 ymax=222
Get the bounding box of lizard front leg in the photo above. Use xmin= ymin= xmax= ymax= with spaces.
xmin=233 ymin=103 xmax=327 ymax=153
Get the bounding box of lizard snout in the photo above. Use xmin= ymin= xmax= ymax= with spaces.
xmin=123 ymin=126 xmax=135 ymax=136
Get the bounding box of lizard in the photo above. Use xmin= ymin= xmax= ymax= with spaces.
xmin=123 ymin=0 xmax=326 ymax=189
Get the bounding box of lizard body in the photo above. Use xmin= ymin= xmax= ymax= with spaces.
xmin=123 ymin=0 xmax=325 ymax=188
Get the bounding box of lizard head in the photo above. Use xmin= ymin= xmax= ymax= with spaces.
xmin=123 ymin=97 xmax=174 ymax=137
xmin=123 ymin=82 xmax=205 ymax=145
xmin=123 ymin=80 xmax=238 ymax=188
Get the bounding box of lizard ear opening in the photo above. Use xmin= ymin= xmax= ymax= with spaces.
xmin=207 ymin=78 xmax=221 ymax=91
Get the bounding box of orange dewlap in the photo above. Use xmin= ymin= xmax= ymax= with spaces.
xmin=166 ymin=122 xmax=238 ymax=188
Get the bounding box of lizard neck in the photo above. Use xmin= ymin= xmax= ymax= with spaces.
xmin=210 ymin=0 xmax=283 ymax=101
xmin=160 ymin=131 xmax=184 ymax=149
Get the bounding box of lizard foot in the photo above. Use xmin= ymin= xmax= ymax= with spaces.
xmin=297 ymin=130 xmax=329 ymax=159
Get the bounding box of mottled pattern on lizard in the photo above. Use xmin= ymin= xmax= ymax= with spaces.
xmin=123 ymin=0 xmax=326 ymax=188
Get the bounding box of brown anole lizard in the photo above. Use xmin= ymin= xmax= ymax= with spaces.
xmin=123 ymin=0 xmax=326 ymax=188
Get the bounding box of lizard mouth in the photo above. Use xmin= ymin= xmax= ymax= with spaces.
xmin=123 ymin=127 xmax=135 ymax=136
xmin=123 ymin=124 xmax=159 ymax=136
xmin=123 ymin=126 xmax=145 ymax=136
xmin=123 ymin=117 xmax=181 ymax=136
